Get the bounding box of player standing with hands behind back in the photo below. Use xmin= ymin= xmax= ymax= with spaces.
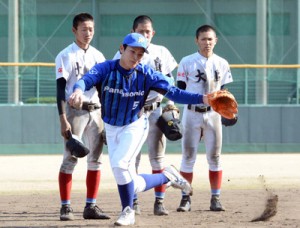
xmin=55 ymin=13 xmax=109 ymax=221
xmin=176 ymin=25 xmax=234 ymax=212
xmin=113 ymin=15 xmax=178 ymax=216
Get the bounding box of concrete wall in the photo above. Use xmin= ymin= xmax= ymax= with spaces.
xmin=0 ymin=105 xmax=299 ymax=154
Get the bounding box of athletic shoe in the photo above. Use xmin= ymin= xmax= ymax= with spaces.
xmin=83 ymin=204 xmax=110 ymax=219
xmin=154 ymin=198 xmax=169 ymax=216
xmin=163 ymin=165 xmax=192 ymax=195
xmin=114 ymin=206 xmax=135 ymax=226
xmin=210 ymin=195 xmax=226 ymax=211
xmin=177 ymin=195 xmax=191 ymax=212
xmin=60 ymin=204 xmax=75 ymax=221
xmin=133 ymin=199 xmax=141 ymax=215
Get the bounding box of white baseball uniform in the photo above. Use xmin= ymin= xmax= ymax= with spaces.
xmin=55 ymin=42 xmax=106 ymax=172
xmin=177 ymin=52 xmax=233 ymax=173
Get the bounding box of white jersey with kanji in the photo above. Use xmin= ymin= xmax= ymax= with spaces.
xmin=177 ymin=52 xmax=232 ymax=96
xmin=113 ymin=43 xmax=177 ymax=105
xmin=55 ymin=42 xmax=105 ymax=104
xmin=177 ymin=51 xmax=233 ymax=173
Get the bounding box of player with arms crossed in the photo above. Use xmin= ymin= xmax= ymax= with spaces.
xmin=69 ymin=33 xmax=211 ymax=226
xmin=55 ymin=13 xmax=109 ymax=221
xmin=113 ymin=15 xmax=178 ymax=216
xmin=176 ymin=25 xmax=233 ymax=212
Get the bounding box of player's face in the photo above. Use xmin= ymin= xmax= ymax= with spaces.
xmin=119 ymin=45 xmax=145 ymax=70
xmin=72 ymin=20 xmax=94 ymax=49
xmin=133 ymin=22 xmax=155 ymax=46
xmin=195 ymin=30 xmax=217 ymax=58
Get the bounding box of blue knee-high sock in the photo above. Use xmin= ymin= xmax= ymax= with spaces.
xmin=117 ymin=181 xmax=134 ymax=210
xmin=140 ymin=173 xmax=168 ymax=191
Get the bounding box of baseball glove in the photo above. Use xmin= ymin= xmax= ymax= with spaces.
xmin=222 ymin=115 xmax=238 ymax=127
xmin=66 ymin=131 xmax=90 ymax=158
xmin=157 ymin=104 xmax=182 ymax=141
xmin=207 ymin=89 xmax=238 ymax=119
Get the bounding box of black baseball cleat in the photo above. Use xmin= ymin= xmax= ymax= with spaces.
xmin=83 ymin=204 xmax=110 ymax=219
xmin=177 ymin=195 xmax=191 ymax=212
xmin=60 ymin=204 xmax=75 ymax=221
xmin=154 ymin=198 xmax=169 ymax=216
xmin=210 ymin=195 xmax=226 ymax=211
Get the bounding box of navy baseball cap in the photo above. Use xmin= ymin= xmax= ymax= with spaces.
xmin=123 ymin=33 xmax=149 ymax=54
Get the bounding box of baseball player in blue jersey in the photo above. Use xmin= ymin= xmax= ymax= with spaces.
xmin=69 ymin=33 xmax=209 ymax=226
xmin=113 ymin=15 xmax=178 ymax=216
xmin=55 ymin=13 xmax=109 ymax=221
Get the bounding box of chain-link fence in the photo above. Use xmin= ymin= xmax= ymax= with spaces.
xmin=1 ymin=0 xmax=300 ymax=105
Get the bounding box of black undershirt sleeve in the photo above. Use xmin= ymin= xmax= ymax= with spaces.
xmin=56 ymin=78 xmax=67 ymax=115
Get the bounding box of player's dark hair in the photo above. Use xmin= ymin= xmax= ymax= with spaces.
xmin=122 ymin=44 xmax=128 ymax=50
xmin=132 ymin=15 xmax=153 ymax=31
xmin=73 ymin=13 xmax=94 ymax=29
xmin=196 ymin=25 xmax=216 ymax=38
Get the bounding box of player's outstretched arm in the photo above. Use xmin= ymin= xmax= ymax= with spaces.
xmin=163 ymin=86 xmax=208 ymax=105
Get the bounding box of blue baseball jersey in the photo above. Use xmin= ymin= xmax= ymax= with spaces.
xmin=74 ymin=59 xmax=203 ymax=126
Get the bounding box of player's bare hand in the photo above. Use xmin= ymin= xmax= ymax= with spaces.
xmin=59 ymin=114 xmax=72 ymax=139
xmin=69 ymin=89 xmax=83 ymax=109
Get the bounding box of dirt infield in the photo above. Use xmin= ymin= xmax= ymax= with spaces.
xmin=0 ymin=153 xmax=299 ymax=227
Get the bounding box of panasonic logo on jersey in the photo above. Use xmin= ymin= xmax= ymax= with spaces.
xmin=103 ymin=86 xmax=144 ymax=97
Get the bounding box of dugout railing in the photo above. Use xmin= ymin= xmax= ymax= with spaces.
xmin=0 ymin=63 xmax=300 ymax=105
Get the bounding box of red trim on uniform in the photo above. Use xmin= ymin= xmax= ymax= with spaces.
xmin=86 ymin=170 xmax=101 ymax=199
xmin=152 ymin=169 xmax=166 ymax=193
xmin=59 ymin=172 xmax=72 ymax=201
xmin=180 ymin=171 xmax=193 ymax=184
xmin=209 ymin=170 xmax=222 ymax=190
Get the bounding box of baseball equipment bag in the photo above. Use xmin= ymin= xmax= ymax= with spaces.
xmin=207 ymin=89 xmax=238 ymax=119
xmin=66 ymin=131 xmax=90 ymax=158
xmin=156 ymin=104 xmax=182 ymax=141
